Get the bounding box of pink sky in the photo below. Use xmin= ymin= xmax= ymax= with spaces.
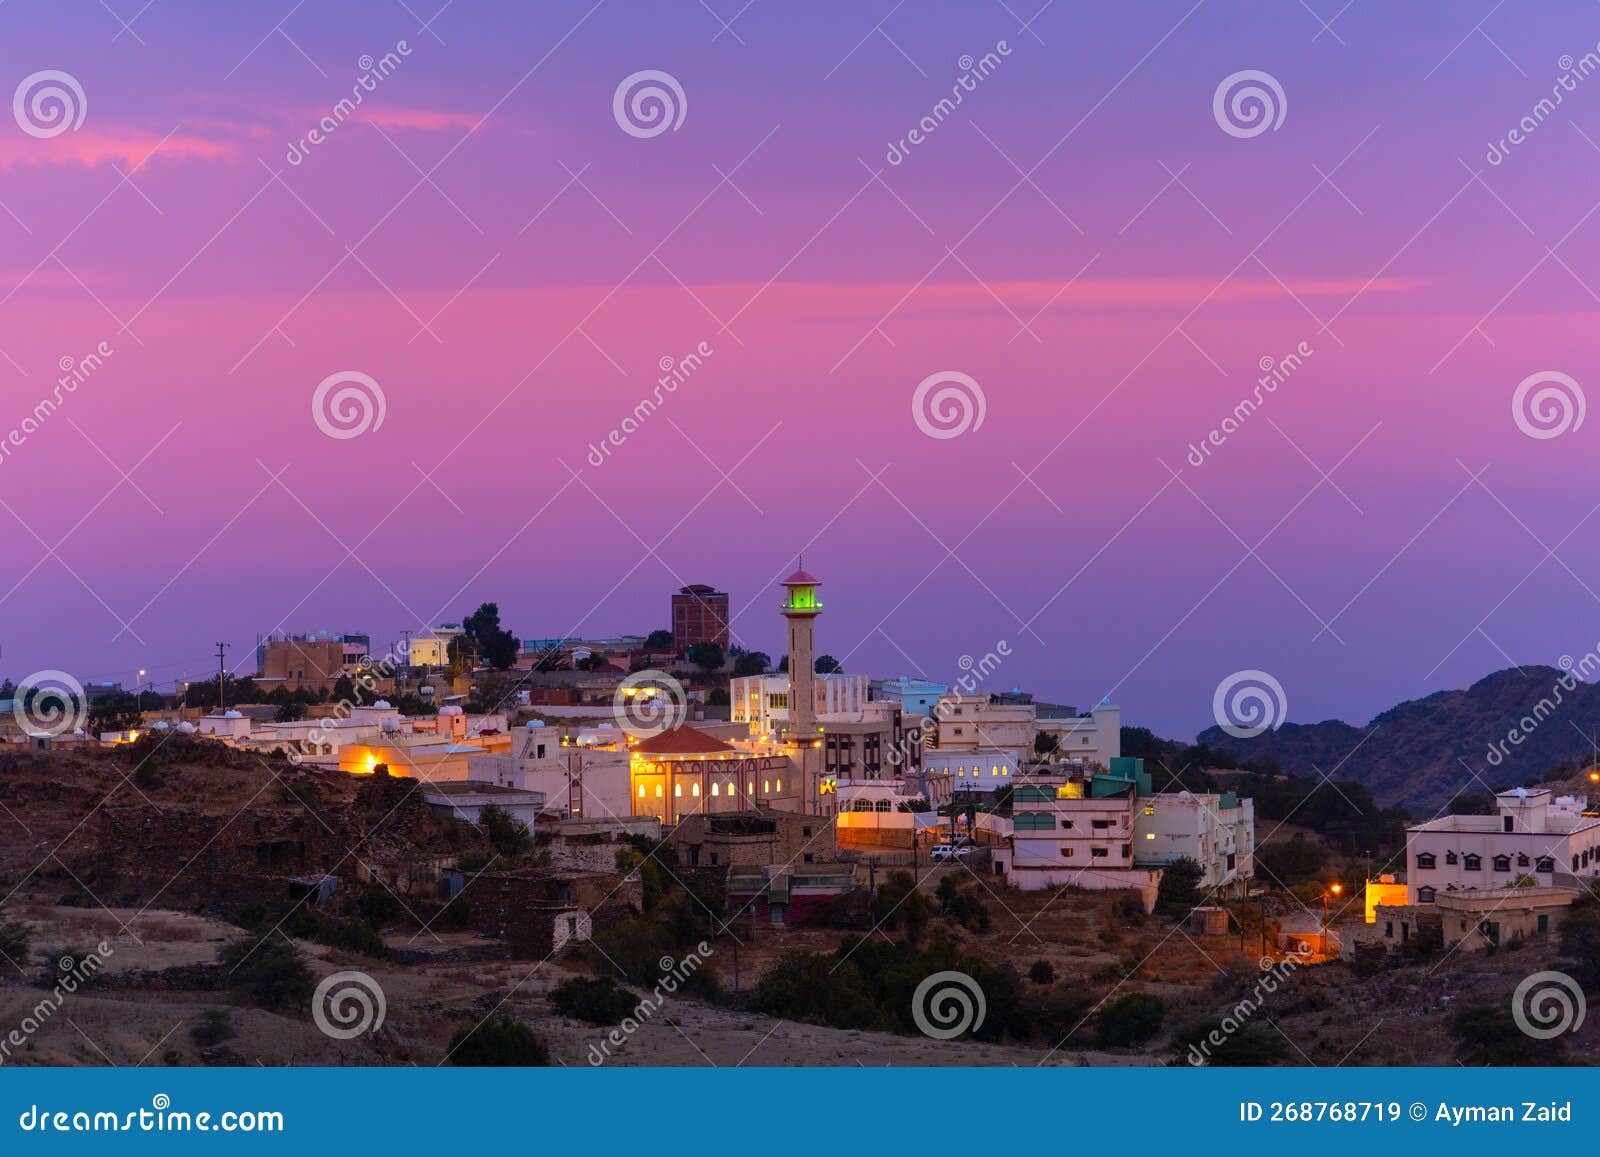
xmin=4 ymin=1 xmax=1600 ymax=740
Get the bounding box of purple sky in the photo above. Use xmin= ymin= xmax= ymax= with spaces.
xmin=4 ymin=1 xmax=1600 ymax=739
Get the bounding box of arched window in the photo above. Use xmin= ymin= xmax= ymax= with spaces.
xmin=1492 ymin=854 xmax=1511 ymax=872
xmin=1418 ymin=886 xmax=1436 ymax=903
xmin=1463 ymin=853 xmax=1482 ymax=871
xmin=1537 ymin=856 xmax=1556 ymax=873
xmin=692 ymin=783 xmax=700 ymax=797
xmin=1415 ymin=852 xmax=1436 ymax=870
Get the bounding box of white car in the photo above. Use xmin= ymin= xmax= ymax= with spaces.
xmin=930 ymin=844 xmax=976 ymax=861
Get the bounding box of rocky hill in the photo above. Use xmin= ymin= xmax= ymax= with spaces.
xmin=1197 ymin=666 xmax=1600 ymax=815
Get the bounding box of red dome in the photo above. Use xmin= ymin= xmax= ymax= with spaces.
xmin=782 ymin=569 xmax=819 ymax=586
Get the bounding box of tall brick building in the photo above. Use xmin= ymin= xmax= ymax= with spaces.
xmin=671 ymin=584 xmax=730 ymax=651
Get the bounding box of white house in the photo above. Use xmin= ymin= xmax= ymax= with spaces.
xmin=1035 ymin=702 xmax=1122 ymax=767
xmin=467 ymin=722 xmax=632 ymax=822
xmin=731 ymin=672 xmax=868 ymax=735
xmin=1133 ymin=791 xmax=1254 ymax=895
xmin=1404 ymin=788 xmax=1600 ymax=904
xmin=997 ymin=774 xmax=1161 ymax=909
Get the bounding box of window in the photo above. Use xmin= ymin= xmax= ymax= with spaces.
xmin=1517 ymin=853 xmax=1530 ymax=867
xmin=1091 ymin=819 xmax=1112 ymax=830
xmin=1444 ymin=851 xmax=1458 ymax=865
xmin=1418 ymin=886 xmax=1436 ymax=903
xmin=1059 ymin=819 xmax=1073 ymax=830
xmin=637 ymin=784 xmax=645 ymax=798
xmin=803 ymin=827 xmax=812 ymax=838
xmin=1415 ymin=852 xmax=1436 ymax=870
xmin=711 ymin=783 xmax=720 ymax=797
xmin=1492 ymin=855 xmax=1511 ymax=872
xmin=674 ymin=784 xmax=682 ymax=797
xmin=1060 ymin=846 xmax=1074 ymax=857
xmin=1537 ymin=857 xmax=1555 ymax=873
xmin=1145 ymin=832 xmax=1155 ymax=840
xmin=775 ymin=779 xmax=781 ymax=791
xmin=1143 ymin=805 xmax=1155 ymax=816
xmin=1091 ymin=847 xmax=1109 ymax=858
xmin=1384 ymin=921 xmax=1393 ymax=938
xmin=655 ymin=784 xmax=663 ymax=798
xmin=1504 ymin=815 xmax=1514 ymax=832
xmin=692 ymin=783 xmax=700 ymax=797
xmin=1463 ymin=854 xmax=1482 ymax=871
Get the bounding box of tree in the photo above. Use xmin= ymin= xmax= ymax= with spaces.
xmin=218 ymin=934 xmax=313 ymax=1010
xmin=732 ymin=651 xmax=771 ymax=677
xmin=815 ymin=655 xmax=842 ymax=674
xmin=686 ymin=642 xmax=724 ymax=672
xmin=0 ymin=678 xmax=14 ymax=700
xmin=330 ymin=674 xmax=357 ymax=704
xmin=448 ymin=1017 xmax=550 ymax=1065
xmin=1560 ymin=904 xmax=1600 ymax=987
xmin=464 ymin=603 xmax=519 ymax=670
xmin=87 ymin=691 xmax=143 ymax=737
xmin=1095 ymin=993 xmax=1165 ymax=1048
xmin=479 ymin=804 xmax=533 ymax=860
xmin=1034 ymin=732 xmax=1060 ymax=756
xmin=1451 ymin=1002 xmax=1558 ymax=1065
xmin=1155 ymin=857 xmax=1204 ymax=916
xmin=645 ymin=630 xmax=674 ymax=650
xmin=1028 ymin=960 xmax=1055 ymax=985
xmin=549 ymin=976 xmax=636 ymax=1026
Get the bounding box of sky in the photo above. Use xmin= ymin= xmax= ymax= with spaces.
xmin=4 ymin=0 xmax=1600 ymax=742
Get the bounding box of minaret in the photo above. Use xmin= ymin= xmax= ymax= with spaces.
xmin=780 ymin=566 xmax=822 ymax=733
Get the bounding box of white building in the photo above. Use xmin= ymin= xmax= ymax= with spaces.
xmin=1036 ymin=702 xmax=1121 ymax=767
xmin=467 ymin=721 xmax=633 ymax=822
xmin=998 ymin=775 xmax=1161 ymax=909
xmin=1404 ymin=788 xmax=1600 ymax=904
xmin=932 ymin=694 xmax=1035 ymax=760
xmin=730 ymin=672 xmax=868 ymax=736
xmin=920 ymin=750 xmax=1018 ymax=804
xmin=1133 ymin=791 xmax=1254 ymax=894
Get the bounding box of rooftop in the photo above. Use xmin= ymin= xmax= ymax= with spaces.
xmin=631 ymin=725 xmax=737 ymax=756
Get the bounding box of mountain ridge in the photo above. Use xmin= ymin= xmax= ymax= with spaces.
xmin=1196 ymin=665 xmax=1600 ymax=814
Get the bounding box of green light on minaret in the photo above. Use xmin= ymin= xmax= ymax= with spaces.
xmin=783 ymin=584 xmax=820 ymax=612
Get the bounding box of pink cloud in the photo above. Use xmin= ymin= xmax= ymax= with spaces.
xmin=353 ymin=106 xmax=479 ymax=132
xmin=0 ymin=129 xmax=238 ymax=170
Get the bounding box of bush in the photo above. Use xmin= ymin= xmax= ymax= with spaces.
xmin=1175 ymin=1021 xmax=1291 ymax=1066
xmin=549 ymin=976 xmax=637 ymax=1026
xmin=1560 ymin=905 xmax=1600 ymax=988
xmin=1094 ymin=992 xmax=1166 ymax=1048
xmin=0 ymin=909 xmax=32 ymax=971
xmin=447 ymin=1017 xmax=550 ymax=1066
xmin=480 ymin=805 xmax=533 ymax=859
xmin=190 ymin=1009 xmax=236 ymax=1048
xmin=217 ymin=934 xmax=313 ymax=1010
xmin=1155 ymin=858 xmax=1202 ymax=916
xmin=1451 ymin=1002 xmax=1560 ymax=1065
xmin=1027 ymin=960 xmax=1056 ymax=985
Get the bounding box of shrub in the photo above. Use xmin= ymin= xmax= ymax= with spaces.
xmin=1094 ymin=992 xmax=1166 ymax=1048
xmin=1560 ymin=905 xmax=1600 ymax=988
xmin=550 ymin=976 xmax=637 ymax=1026
xmin=1155 ymin=858 xmax=1202 ymax=916
xmin=190 ymin=1009 xmax=236 ymax=1048
xmin=1451 ymin=1002 xmax=1559 ymax=1065
xmin=1175 ymin=1021 xmax=1290 ymax=1066
xmin=448 ymin=1017 xmax=551 ymax=1066
xmin=217 ymin=934 xmax=313 ymax=1010
xmin=0 ymin=909 xmax=32 ymax=971
xmin=479 ymin=805 xmax=533 ymax=859
xmin=1027 ymin=960 xmax=1056 ymax=985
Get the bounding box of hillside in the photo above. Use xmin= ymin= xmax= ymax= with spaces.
xmin=1197 ymin=666 xmax=1600 ymax=815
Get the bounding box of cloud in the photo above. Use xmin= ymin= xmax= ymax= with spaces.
xmin=353 ymin=106 xmax=478 ymax=133
xmin=0 ymin=129 xmax=238 ymax=170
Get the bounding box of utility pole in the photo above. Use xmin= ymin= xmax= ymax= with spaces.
xmin=215 ymin=641 xmax=229 ymax=712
